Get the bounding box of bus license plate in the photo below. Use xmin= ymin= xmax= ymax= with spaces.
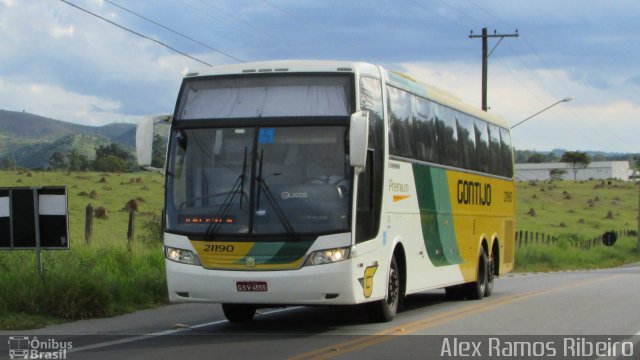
xmin=236 ymin=281 xmax=268 ymax=292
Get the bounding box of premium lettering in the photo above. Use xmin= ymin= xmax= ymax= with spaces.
xmin=389 ymin=180 xmax=409 ymax=193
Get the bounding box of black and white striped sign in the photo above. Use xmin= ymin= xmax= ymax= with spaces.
xmin=0 ymin=187 xmax=69 ymax=249
xmin=0 ymin=189 xmax=9 ymax=248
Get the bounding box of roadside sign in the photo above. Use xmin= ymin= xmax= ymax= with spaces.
xmin=602 ymin=231 xmax=617 ymax=247
xmin=0 ymin=187 xmax=69 ymax=250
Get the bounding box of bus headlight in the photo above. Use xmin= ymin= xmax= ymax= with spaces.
xmin=165 ymin=246 xmax=201 ymax=265
xmin=305 ymin=247 xmax=350 ymax=266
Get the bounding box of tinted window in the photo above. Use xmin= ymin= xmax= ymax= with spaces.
xmin=358 ymin=77 xmax=385 ymax=242
xmin=388 ymin=86 xmax=415 ymax=158
xmin=456 ymin=113 xmax=476 ymax=170
xmin=360 ymin=77 xmax=384 ymax=150
xmin=414 ymin=97 xmax=438 ymax=163
xmin=474 ymin=120 xmax=490 ymax=173
xmin=435 ymin=106 xmax=459 ymax=167
xmin=500 ymin=127 xmax=514 ymax=178
xmin=488 ymin=123 xmax=502 ymax=176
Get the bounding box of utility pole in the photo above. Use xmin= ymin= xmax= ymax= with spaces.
xmin=469 ymin=28 xmax=519 ymax=111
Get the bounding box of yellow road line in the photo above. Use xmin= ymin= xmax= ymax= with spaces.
xmin=288 ymin=274 xmax=624 ymax=360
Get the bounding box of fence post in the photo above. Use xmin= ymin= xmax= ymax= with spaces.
xmin=127 ymin=207 xmax=135 ymax=251
xmin=85 ymin=203 xmax=93 ymax=245
xmin=518 ymin=230 xmax=523 ymax=247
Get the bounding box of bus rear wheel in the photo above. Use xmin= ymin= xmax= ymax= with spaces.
xmin=485 ymin=250 xmax=496 ymax=298
xmin=222 ymin=304 xmax=256 ymax=323
xmin=463 ymin=250 xmax=488 ymax=300
xmin=367 ymin=256 xmax=400 ymax=322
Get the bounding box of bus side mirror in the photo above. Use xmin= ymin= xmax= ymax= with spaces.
xmin=349 ymin=111 xmax=369 ymax=173
xmin=136 ymin=115 xmax=171 ymax=171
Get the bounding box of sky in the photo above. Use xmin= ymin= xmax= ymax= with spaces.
xmin=1 ymin=0 xmax=639 ymax=153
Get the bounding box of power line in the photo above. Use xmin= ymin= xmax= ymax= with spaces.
xmin=58 ymin=0 xmax=213 ymax=67
xmin=193 ymin=0 xmax=299 ymax=59
xmin=103 ymin=0 xmax=244 ymax=63
xmin=441 ymin=1 xmax=635 ymax=152
xmin=259 ymin=0 xmax=378 ymax=60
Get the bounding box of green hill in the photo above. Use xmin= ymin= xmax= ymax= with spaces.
xmin=11 ymin=134 xmax=113 ymax=169
xmin=0 ymin=110 xmax=137 ymax=168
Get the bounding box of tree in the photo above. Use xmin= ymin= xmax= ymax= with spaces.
xmin=549 ymin=168 xmax=567 ymax=181
xmin=527 ymin=153 xmax=547 ymax=163
xmin=96 ymin=143 xmax=131 ymax=161
xmin=0 ymin=156 xmax=16 ymax=170
xmin=151 ymin=134 xmax=167 ymax=168
xmin=67 ymin=148 xmax=90 ymax=171
xmin=93 ymin=155 xmax=128 ymax=172
xmin=94 ymin=143 xmax=134 ymax=172
xmin=49 ymin=151 xmax=66 ymax=170
xmin=561 ymin=151 xmax=591 ymax=181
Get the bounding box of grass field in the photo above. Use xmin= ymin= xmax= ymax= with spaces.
xmin=514 ymin=178 xmax=640 ymax=271
xmin=515 ymin=178 xmax=638 ymax=237
xmin=0 ymin=171 xmax=638 ymax=329
xmin=0 ymin=170 xmax=167 ymax=329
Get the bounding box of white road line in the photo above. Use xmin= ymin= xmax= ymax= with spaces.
xmin=68 ymin=307 xmax=302 ymax=354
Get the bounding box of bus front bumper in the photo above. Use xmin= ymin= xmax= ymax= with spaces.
xmin=166 ymin=259 xmax=360 ymax=305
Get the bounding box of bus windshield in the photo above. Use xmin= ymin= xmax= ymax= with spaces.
xmin=166 ymin=125 xmax=352 ymax=237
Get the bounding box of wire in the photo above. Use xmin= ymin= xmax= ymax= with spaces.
xmin=58 ymin=0 xmax=213 ymax=66
xmin=259 ymin=0 xmax=378 ymax=60
xmin=103 ymin=0 xmax=244 ymax=63
xmin=192 ymin=0 xmax=299 ymax=59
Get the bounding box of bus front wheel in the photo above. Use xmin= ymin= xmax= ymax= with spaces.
xmin=222 ymin=304 xmax=256 ymax=323
xmin=367 ymin=256 xmax=400 ymax=322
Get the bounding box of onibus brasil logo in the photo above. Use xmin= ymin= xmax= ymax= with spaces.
xmin=8 ymin=336 xmax=72 ymax=359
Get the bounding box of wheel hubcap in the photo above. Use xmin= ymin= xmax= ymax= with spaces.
xmin=387 ymin=268 xmax=399 ymax=306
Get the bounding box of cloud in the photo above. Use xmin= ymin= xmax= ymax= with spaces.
xmin=0 ymin=78 xmax=123 ymax=126
xmin=1 ymin=0 xmax=639 ymax=153
xmin=50 ymin=25 xmax=75 ymax=39
xmin=0 ymin=1 xmax=199 ymax=124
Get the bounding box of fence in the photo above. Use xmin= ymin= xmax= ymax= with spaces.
xmin=85 ymin=203 xmax=137 ymax=251
xmin=515 ymin=229 xmax=636 ymax=250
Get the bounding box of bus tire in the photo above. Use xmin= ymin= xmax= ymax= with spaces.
xmin=367 ymin=256 xmax=400 ymax=322
xmin=485 ymin=251 xmax=496 ymax=298
xmin=222 ymin=304 xmax=256 ymax=323
xmin=463 ymin=250 xmax=488 ymax=300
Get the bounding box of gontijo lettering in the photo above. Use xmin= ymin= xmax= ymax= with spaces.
xmin=457 ymin=179 xmax=491 ymax=206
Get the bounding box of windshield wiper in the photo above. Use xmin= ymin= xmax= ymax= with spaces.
xmin=206 ymin=146 xmax=248 ymax=237
xmin=255 ymin=149 xmax=297 ymax=240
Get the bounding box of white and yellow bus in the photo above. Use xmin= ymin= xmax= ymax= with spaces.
xmin=140 ymin=60 xmax=516 ymax=322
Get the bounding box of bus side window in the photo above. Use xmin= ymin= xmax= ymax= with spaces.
xmin=499 ymin=127 xmax=514 ymax=178
xmin=356 ymin=149 xmax=376 ymax=242
xmin=488 ymin=124 xmax=503 ymax=176
xmin=474 ymin=120 xmax=490 ymax=174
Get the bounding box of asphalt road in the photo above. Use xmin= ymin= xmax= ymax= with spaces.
xmin=2 ymin=265 xmax=640 ymax=359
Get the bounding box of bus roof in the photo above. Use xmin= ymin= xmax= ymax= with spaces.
xmin=186 ymin=60 xmax=510 ymax=129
